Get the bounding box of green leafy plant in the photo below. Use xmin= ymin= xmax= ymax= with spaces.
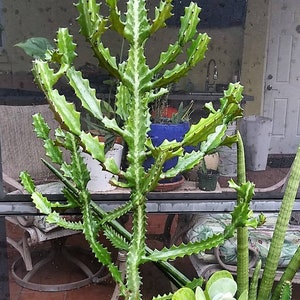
xmin=150 ymin=88 xmax=194 ymax=124
xmin=173 ymin=270 xmax=247 ymax=300
xmin=17 ymin=0 xmax=272 ymax=299
xmin=195 ymin=134 xmax=300 ymax=300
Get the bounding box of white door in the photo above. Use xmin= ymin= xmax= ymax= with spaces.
xmin=263 ymin=0 xmax=300 ymax=154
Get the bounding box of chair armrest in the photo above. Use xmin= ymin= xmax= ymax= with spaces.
xmin=2 ymin=173 xmax=26 ymax=193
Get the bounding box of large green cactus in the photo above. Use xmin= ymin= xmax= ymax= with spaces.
xmin=19 ymin=1 xmax=255 ymax=299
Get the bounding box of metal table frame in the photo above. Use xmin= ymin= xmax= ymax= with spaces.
xmin=1 ymin=186 xmax=299 ymax=299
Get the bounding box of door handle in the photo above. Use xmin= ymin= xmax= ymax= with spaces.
xmin=266 ymin=84 xmax=278 ymax=91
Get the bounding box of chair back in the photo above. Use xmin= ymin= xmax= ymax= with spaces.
xmin=0 ymin=104 xmax=59 ymax=183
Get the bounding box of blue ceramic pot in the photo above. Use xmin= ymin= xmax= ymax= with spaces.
xmin=144 ymin=122 xmax=194 ymax=182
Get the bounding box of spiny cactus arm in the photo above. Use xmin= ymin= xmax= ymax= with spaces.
xmin=50 ymin=161 xmax=193 ymax=289
xmin=161 ymin=85 xmax=243 ymax=179
xmin=66 ymin=67 xmax=104 ymax=121
xmin=32 ymin=113 xmax=64 ymax=164
xmin=123 ymin=0 xmax=150 ymax=45
xmin=236 ymin=131 xmax=250 ymax=297
xmin=152 ymin=32 xmax=209 ymax=89
xmin=118 ymin=0 xmax=152 ymax=172
xmin=32 ymin=61 xmax=81 ymax=136
xmin=150 ymin=0 xmax=173 ymax=34
xmin=161 ymin=148 xmax=204 ymax=180
xmin=100 ymin=201 xmax=135 ymax=226
xmin=178 ymin=2 xmax=201 ymax=45
xmin=183 ymin=83 xmax=243 ymax=147
xmin=20 ymin=172 xmax=82 ymax=226
xmin=258 ymin=145 xmax=300 ymax=300
xmin=106 ymin=0 xmax=125 ymax=35
xmin=75 ymin=0 xmax=102 ymax=39
xmin=151 ymin=3 xmax=210 ymax=88
xmin=142 ymin=152 xmax=168 ymax=192
xmin=145 ymin=190 xmax=257 ymax=263
xmin=150 ymin=42 xmax=183 ymax=80
xmin=81 ymin=190 xmax=125 ymax=287
xmin=220 ymin=83 xmax=244 ymax=123
xmin=22 ymin=157 xmax=125 ymax=289
xmin=125 ymin=191 xmax=148 ymax=299
xmin=34 ymin=64 xmax=123 ymax=175
xmin=76 ymin=0 xmax=120 ymax=79
xmin=144 ymin=233 xmax=226 ymax=263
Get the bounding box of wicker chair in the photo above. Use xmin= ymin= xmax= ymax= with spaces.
xmin=0 ymin=103 xmax=103 ymax=291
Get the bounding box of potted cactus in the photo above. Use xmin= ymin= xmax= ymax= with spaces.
xmin=16 ymin=1 xmax=268 ymax=299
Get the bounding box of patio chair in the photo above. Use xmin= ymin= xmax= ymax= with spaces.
xmin=0 ymin=103 xmax=104 ymax=291
xmin=185 ymin=211 xmax=300 ymax=283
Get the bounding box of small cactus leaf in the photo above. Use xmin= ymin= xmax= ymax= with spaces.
xmin=106 ymin=0 xmax=125 ymax=35
xmin=150 ymin=0 xmax=173 ymax=34
xmin=76 ymin=0 xmax=101 ymax=38
xmin=80 ymin=131 xmax=105 ymax=162
xmin=172 ymin=287 xmax=195 ymax=300
xmin=32 ymin=113 xmax=51 ymax=140
xmin=19 ymin=171 xmax=36 ymax=194
xmin=103 ymin=156 xmax=121 ymax=175
xmin=47 ymin=211 xmax=83 ymax=231
xmin=56 ymin=28 xmax=77 ymax=65
xmin=178 ymin=3 xmax=201 ymax=45
xmin=43 ymin=139 xmax=63 ymax=164
xmin=123 ymin=0 xmax=150 ymax=44
xmin=187 ymin=33 xmax=210 ymax=67
xmin=49 ymin=89 xmax=81 ymax=135
xmin=32 ymin=60 xmax=60 ymax=92
xmin=67 ymin=67 xmax=103 ymax=121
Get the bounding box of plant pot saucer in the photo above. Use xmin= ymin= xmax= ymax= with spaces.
xmin=154 ymin=175 xmax=185 ymax=192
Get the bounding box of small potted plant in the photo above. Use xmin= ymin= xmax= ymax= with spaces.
xmin=197 ymin=157 xmax=219 ymax=191
xmin=145 ymin=91 xmax=194 ymax=189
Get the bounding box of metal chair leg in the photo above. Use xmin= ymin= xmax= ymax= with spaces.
xmin=111 ymin=251 xmax=127 ymax=300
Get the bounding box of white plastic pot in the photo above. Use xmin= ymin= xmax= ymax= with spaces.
xmin=81 ymin=143 xmax=123 ymax=192
xmin=240 ymin=115 xmax=273 ymax=171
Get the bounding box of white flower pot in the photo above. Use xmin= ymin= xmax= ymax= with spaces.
xmin=81 ymin=143 xmax=123 ymax=192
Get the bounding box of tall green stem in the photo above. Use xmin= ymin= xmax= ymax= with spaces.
xmin=236 ymin=131 xmax=249 ymax=296
xmin=258 ymin=145 xmax=300 ymax=299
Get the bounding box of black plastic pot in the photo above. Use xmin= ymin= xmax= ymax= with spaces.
xmin=197 ymin=169 xmax=219 ymax=191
